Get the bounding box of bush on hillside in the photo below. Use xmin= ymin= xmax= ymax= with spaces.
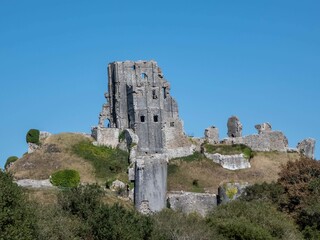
xmin=5 ymin=156 xmax=18 ymax=169
xmin=72 ymin=140 xmax=129 ymax=181
xmin=58 ymin=184 xmax=104 ymax=220
xmin=240 ymin=181 xmax=285 ymax=205
xmin=58 ymin=184 xmax=153 ymax=239
xmin=50 ymin=169 xmax=80 ymax=188
xmin=26 ymin=129 xmax=40 ymax=144
xmin=207 ymin=200 xmax=303 ymax=240
xmin=151 ymin=209 xmax=222 ymax=240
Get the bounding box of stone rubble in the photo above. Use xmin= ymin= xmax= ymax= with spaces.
xmin=297 ymin=138 xmax=316 ymax=159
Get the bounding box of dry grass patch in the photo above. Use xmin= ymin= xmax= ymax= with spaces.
xmin=168 ymin=151 xmax=300 ymax=194
xmin=24 ymin=188 xmax=59 ymax=205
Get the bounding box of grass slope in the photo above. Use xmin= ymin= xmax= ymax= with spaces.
xmin=168 ymin=151 xmax=300 ymax=193
xmin=10 ymin=133 xmax=129 ymax=185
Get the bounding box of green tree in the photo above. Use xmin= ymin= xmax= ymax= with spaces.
xmin=0 ymin=171 xmax=36 ymax=240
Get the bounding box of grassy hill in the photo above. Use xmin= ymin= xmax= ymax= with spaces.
xmin=10 ymin=133 xmax=97 ymax=182
xmin=8 ymin=133 xmax=131 ymax=207
xmin=9 ymin=132 xmax=300 ymax=204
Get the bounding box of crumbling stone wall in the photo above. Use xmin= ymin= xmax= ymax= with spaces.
xmin=91 ymin=127 xmax=119 ymax=148
xmin=223 ymin=121 xmax=288 ymax=152
xmin=205 ymin=126 xmax=219 ymax=144
xmin=167 ymin=191 xmax=217 ymax=217
xmin=297 ymin=138 xmax=316 ymax=159
xmin=204 ymin=152 xmax=251 ymax=170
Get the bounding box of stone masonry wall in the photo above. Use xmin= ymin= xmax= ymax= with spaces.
xmin=224 ymin=131 xmax=288 ymax=152
xmin=134 ymin=154 xmax=168 ymax=213
xmin=167 ymin=191 xmax=217 ymax=217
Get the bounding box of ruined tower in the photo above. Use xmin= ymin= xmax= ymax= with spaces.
xmin=95 ymin=60 xmax=190 ymax=156
xmin=93 ymin=60 xmax=193 ymax=212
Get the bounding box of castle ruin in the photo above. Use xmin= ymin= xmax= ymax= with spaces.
xmin=92 ymin=60 xmax=316 ymax=214
xmin=92 ymin=60 xmax=193 ymax=213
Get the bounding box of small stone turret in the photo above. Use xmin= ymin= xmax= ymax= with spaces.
xmin=255 ymin=123 xmax=272 ymax=134
xmin=227 ymin=116 xmax=242 ymax=138
xmin=204 ymin=126 xmax=219 ymax=144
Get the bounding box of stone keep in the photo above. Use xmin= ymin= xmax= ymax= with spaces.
xmin=96 ymin=60 xmax=188 ymax=154
xmin=93 ymin=60 xmax=190 ymax=213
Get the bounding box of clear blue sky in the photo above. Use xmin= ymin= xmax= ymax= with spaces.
xmin=1 ymin=1 xmax=319 ymax=168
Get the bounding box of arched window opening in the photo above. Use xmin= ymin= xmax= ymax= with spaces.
xmin=104 ymin=119 xmax=111 ymax=128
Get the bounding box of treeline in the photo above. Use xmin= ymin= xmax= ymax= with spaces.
xmin=1 ymin=156 xmax=320 ymax=240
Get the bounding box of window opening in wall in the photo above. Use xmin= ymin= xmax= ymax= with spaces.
xmin=140 ymin=116 xmax=145 ymax=122
xmin=162 ymin=87 xmax=167 ymax=99
xmin=170 ymin=122 xmax=175 ymax=127
xmin=104 ymin=119 xmax=111 ymax=128
xmin=154 ymin=115 xmax=159 ymax=122
xmin=141 ymin=73 xmax=147 ymax=80
xmin=131 ymin=65 xmax=135 ymax=70
xmin=152 ymin=89 xmax=157 ymax=99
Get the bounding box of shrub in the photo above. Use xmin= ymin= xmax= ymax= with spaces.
xmin=5 ymin=156 xmax=18 ymax=169
xmin=207 ymin=200 xmax=303 ymax=240
xmin=26 ymin=129 xmax=40 ymax=144
xmin=90 ymin=204 xmax=153 ymax=240
xmin=58 ymin=184 xmax=104 ymax=220
xmin=50 ymin=169 xmax=80 ymax=188
xmin=151 ymin=209 xmax=222 ymax=240
xmin=58 ymin=184 xmax=152 ymax=240
xmin=277 ymin=157 xmax=320 ymax=214
xmin=298 ymin=200 xmax=320 ymax=235
xmin=240 ymin=181 xmax=284 ymax=205
xmin=72 ymin=140 xmax=129 ymax=181
xmin=0 ymin=171 xmax=36 ymax=239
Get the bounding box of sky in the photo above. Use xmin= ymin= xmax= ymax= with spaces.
xmin=0 ymin=0 xmax=319 ymax=168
